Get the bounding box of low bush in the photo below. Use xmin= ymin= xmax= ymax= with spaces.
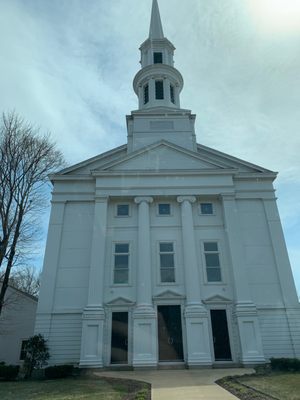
xmin=0 ymin=364 xmax=20 ymax=380
xmin=270 ymin=357 xmax=300 ymax=372
xmin=44 ymin=364 xmax=74 ymax=379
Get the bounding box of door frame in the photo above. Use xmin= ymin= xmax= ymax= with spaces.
xmin=107 ymin=307 xmax=133 ymax=366
xmin=155 ymin=302 xmax=186 ymax=364
xmin=207 ymin=305 xmax=236 ymax=364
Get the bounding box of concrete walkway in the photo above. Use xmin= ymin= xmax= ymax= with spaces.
xmin=96 ymin=368 xmax=254 ymax=399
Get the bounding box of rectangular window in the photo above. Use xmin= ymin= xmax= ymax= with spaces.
xmin=20 ymin=340 xmax=28 ymax=360
xmin=204 ymin=242 xmax=222 ymax=282
xmin=155 ymin=80 xmax=164 ymax=100
xmin=117 ymin=204 xmax=129 ymax=217
xmin=153 ymin=52 xmax=163 ymax=64
xmin=170 ymin=85 xmax=175 ymax=104
xmin=160 ymin=242 xmax=175 ymax=283
xmin=114 ymin=243 xmax=129 ymax=284
xmin=144 ymin=84 xmax=149 ymax=104
xmin=200 ymin=203 xmax=213 ymax=215
xmin=158 ymin=203 xmax=171 ymax=215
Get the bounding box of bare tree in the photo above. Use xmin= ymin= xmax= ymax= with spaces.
xmin=9 ymin=266 xmax=41 ymax=297
xmin=0 ymin=111 xmax=64 ymax=315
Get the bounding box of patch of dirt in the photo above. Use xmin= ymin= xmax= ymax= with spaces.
xmin=216 ymin=376 xmax=278 ymax=400
xmin=101 ymin=376 xmax=151 ymax=400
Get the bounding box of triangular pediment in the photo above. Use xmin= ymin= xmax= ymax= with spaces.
xmin=203 ymin=295 xmax=232 ymax=304
xmin=97 ymin=141 xmax=228 ymax=172
xmin=106 ymin=297 xmax=135 ymax=306
xmin=51 ymin=140 xmax=275 ymax=180
xmin=153 ymin=290 xmax=185 ymax=300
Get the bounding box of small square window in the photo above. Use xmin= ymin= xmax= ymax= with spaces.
xmin=117 ymin=204 xmax=129 ymax=216
xmin=154 ymin=52 xmax=163 ymax=64
xmin=158 ymin=203 xmax=171 ymax=215
xmin=200 ymin=203 xmax=213 ymax=215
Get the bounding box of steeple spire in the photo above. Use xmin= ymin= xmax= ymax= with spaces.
xmin=149 ymin=0 xmax=164 ymax=39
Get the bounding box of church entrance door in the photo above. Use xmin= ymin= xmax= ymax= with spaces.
xmin=111 ymin=312 xmax=128 ymax=364
xmin=158 ymin=305 xmax=184 ymax=362
xmin=210 ymin=309 xmax=232 ymax=361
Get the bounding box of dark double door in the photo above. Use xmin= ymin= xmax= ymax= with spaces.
xmin=210 ymin=309 xmax=232 ymax=361
xmin=111 ymin=312 xmax=128 ymax=364
xmin=158 ymin=305 xmax=184 ymax=362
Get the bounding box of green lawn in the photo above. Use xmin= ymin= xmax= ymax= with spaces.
xmin=238 ymin=372 xmax=300 ymax=400
xmin=0 ymin=376 xmax=149 ymax=400
xmin=218 ymin=372 xmax=300 ymax=400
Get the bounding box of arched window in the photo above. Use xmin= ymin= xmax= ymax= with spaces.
xmin=170 ymin=85 xmax=175 ymax=104
xmin=144 ymin=84 xmax=149 ymax=104
xmin=155 ymin=80 xmax=164 ymax=99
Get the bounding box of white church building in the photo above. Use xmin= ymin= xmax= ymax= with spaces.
xmin=36 ymin=0 xmax=300 ymax=368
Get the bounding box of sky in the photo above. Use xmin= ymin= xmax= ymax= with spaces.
xmin=0 ymin=0 xmax=299 ymax=295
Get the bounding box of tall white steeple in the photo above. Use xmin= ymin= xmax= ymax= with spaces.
xmin=128 ymin=0 xmax=197 ymax=153
xmin=149 ymin=0 xmax=164 ymax=39
xmin=133 ymin=0 xmax=184 ymax=110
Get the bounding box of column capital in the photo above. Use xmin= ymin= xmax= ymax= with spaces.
xmin=177 ymin=195 xmax=196 ymax=204
xmin=134 ymin=196 xmax=153 ymax=205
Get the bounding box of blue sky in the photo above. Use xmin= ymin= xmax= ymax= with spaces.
xmin=0 ymin=0 xmax=299 ymax=295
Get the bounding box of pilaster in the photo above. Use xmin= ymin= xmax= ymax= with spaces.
xmin=79 ymin=195 xmax=108 ymax=367
xmin=222 ymin=193 xmax=265 ymax=364
xmin=177 ymin=195 xmax=213 ymax=366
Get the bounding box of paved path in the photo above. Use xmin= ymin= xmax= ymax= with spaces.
xmin=96 ymin=368 xmax=254 ymax=399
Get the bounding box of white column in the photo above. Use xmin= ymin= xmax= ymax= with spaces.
xmin=132 ymin=196 xmax=157 ymax=367
xmin=164 ymin=77 xmax=171 ymax=106
xmin=134 ymin=197 xmax=153 ymax=308
xmin=222 ymin=193 xmax=265 ymax=364
xmin=177 ymin=196 xmax=212 ymax=366
xmin=138 ymin=85 xmax=143 ymax=109
xmin=80 ymin=195 xmax=108 ymax=367
xmin=149 ymin=77 xmax=155 ymax=106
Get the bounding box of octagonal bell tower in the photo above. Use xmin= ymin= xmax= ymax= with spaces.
xmin=133 ymin=0 xmax=183 ymax=110
xmin=127 ymin=0 xmax=197 ymax=153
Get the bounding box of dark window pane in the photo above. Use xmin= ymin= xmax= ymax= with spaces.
xmin=117 ymin=204 xmax=129 ymax=216
xmin=159 ymin=203 xmax=170 ymax=215
xmin=154 ymin=52 xmax=163 ymax=64
xmin=204 ymin=242 xmax=218 ymax=252
xmin=115 ymin=255 xmax=129 ymax=268
xmin=20 ymin=340 xmax=28 ymax=360
xmin=201 ymin=203 xmax=213 ymax=215
xmin=207 ymin=268 xmax=222 ymax=282
xmin=144 ymin=84 xmax=149 ymax=104
xmin=160 ymin=254 xmax=174 ymax=268
xmin=205 ymin=253 xmax=220 ymax=267
xmin=170 ymin=85 xmax=175 ymax=104
xmin=160 ymin=243 xmax=173 ymax=252
xmin=114 ymin=269 xmax=129 ymax=284
xmin=115 ymin=244 xmax=129 ymax=253
xmin=161 ymin=269 xmax=175 ymax=283
xmin=155 ymin=80 xmax=164 ymax=99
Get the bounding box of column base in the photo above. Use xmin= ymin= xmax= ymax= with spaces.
xmin=79 ymin=306 xmax=105 ymax=368
xmin=184 ymin=303 xmax=213 ymax=367
xmin=234 ymin=302 xmax=265 ymax=364
xmin=132 ymin=306 xmax=158 ymax=368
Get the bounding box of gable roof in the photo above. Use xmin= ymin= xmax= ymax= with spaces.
xmin=51 ymin=140 xmax=275 ymax=180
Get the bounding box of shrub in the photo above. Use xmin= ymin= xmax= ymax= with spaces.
xmin=23 ymin=334 xmax=50 ymax=378
xmin=44 ymin=364 xmax=74 ymax=379
xmin=0 ymin=364 xmax=20 ymax=380
xmin=270 ymin=357 xmax=300 ymax=372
